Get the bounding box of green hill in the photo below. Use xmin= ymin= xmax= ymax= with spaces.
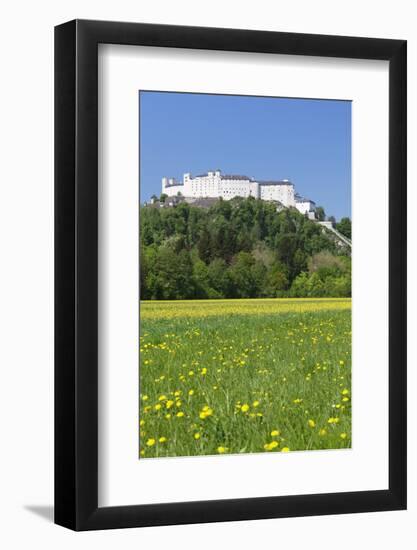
xmin=140 ymin=197 xmax=351 ymax=300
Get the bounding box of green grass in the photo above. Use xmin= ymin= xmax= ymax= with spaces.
xmin=139 ymin=298 xmax=351 ymax=458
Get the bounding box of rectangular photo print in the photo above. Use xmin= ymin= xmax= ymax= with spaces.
xmin=139 ymin=91 xmax=352 ymax=459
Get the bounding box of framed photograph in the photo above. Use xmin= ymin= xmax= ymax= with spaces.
xmin=55 ymin=19 xmax=406 ymax=530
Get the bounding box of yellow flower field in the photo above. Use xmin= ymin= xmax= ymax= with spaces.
xmin=139 ymin=298 xmax=351 ymax=458
xmin=141 ymin=297 xmax=351 ymax=320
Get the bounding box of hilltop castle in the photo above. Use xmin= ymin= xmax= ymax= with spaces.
xmin=161 ymin=170 xmax=316 ymax=219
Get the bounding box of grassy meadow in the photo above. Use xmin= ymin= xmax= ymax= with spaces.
xmin=139 ymin=298 xmax=351 ymax=458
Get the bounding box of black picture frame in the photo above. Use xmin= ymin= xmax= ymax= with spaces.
xmin=55 ymin=19 xmax=407 ymax=531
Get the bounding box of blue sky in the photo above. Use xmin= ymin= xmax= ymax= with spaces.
xmin=139 ymin=91 xmax=351 ymax=220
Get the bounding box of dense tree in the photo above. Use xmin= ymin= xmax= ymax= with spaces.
xmin=315 ymin=206 xmax=326 ymax=221
xmin=197 ymin=227 xmax=212 ymax=264
xmin=290 ymin=253 xmax=351 ymax=298
xmin=144 ymin=246 xmax=195 ymax=299
xmin=139 ymin=197 xmax=351 ymax=299
xmin=263 ymin=261 xmax=289 ymax=296
xmin=207 ymin=258 xmax=232 ymax=297
xmin=229 ymin=252 xmax=260 ymax=298
xmin=192 ymin=257 xmax=212 ymax=298
xmin=336 ymin=217 xmax=352 ymax=240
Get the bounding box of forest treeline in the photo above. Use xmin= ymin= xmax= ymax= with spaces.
xmin=140 ymin=197 xmax=351 ymax=300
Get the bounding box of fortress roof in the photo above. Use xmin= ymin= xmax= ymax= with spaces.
xmin=258 ymin=180 xmax=293 ymax=186
xmin=220 ymin=174 xmax=252 ymax=181
xmin=165 ymin=181 xmax=183 ymax=187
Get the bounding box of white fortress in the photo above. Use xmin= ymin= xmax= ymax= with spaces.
xmin=162 ymin=170 xmax=316 ymax=218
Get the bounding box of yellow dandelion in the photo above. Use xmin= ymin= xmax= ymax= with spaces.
xmin=293 ymin=398 xmax=302 ymax=404
xmin=199 ymin=406 xmax=213 ymax=419
xmin=139 ymin=419 xmax=145 ymax=427
xmin=271 ymin=430 xmax=280 ymax=437
xmin=308 ymin=419 xmax=316 ymax=428
xmin=158 ymin=436 xmax=167 ymax=443
xmin=158 ymin=395 xmax=167 ymax=401
xmin=341 ymin=389 xmax=349 ymax=395
xmin=340 ymin=433 xmax=347 ymax=439
xmin=201 ymin=367 xmax=207 ymax=375
xmin=176 ymin=411 xmax=184 ymax=418
xmin=281 ymin=447 xmax=290 ymax=452
xmin=165 ymin=413 xmax=171 ymax=419
xmin=146 ymin=438 xmax=155 ymax=447
xmin=217 ymin=446 xmax=228 ymax=454
xmin=319 ymin=428 xmax=327 ymax=436
xmin=166 ymin=400 xmax=174 ymax=409
xmin=142 ymin=395 xmax=149 ymax=401
xmin=264 ymin=441 xmax=279 ymax=451
xmin=188 ymin=389 xmax=194 ymax=396
xmin=253 ymin=400 xmax=260 ymax=407
xmin=241 ymin=404 xmax=250 ymax=413
xmin=194 ymin=433 xmax=201 ymax=440
xmin=327 ymin=417 xmax=340 ymax=424
xmin=154 ymin=404 xmax=162 ymax=411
